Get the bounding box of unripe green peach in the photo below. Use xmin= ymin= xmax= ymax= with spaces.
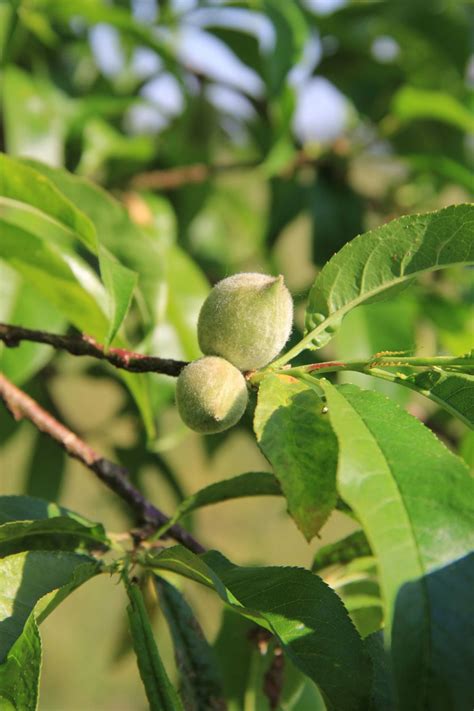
xmin=176 ymin=356 xmax=248 ymax=434
xmin=197 ymin=273 xmax=293 ymax=371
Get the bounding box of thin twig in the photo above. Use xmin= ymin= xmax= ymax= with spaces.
xmin=130 ymin=159 xmax=260 ymax=191
xmin=0 ymin=373 xmax=205 ymax=554
xmin=0 ymin=323 xmax=188 ymax=377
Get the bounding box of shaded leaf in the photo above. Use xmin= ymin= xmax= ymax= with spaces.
xmin=213 ymin=608 xmax=255 ymax=711
xmin=0 ymin=517 xmax=109 ymax=557
xmin=364 ymin=631 xmax=395 ymax=711
xmin=125 ymin=577 xmax=184 ymax=711
xmin=156 ymin=575 xmax=226 ymax=711
xmin=0 ymin=613 xmax=41 ymax=711
xmin=0 ymin=495 xmax=91 ymax=524
xmin=312 ymin=530 xmax=371 ymax=572
xmin=254 ymin=375 xmax=338 ymax=541
xmin=25 ymin=430 xmax=66 ymax=502
xmin=146 ymin=545 xmax=372 ymax=711
xmin=305 ymin=204 xmax=474 ymax=349
xmin=320 ymin=380 xmax=474 ymax=709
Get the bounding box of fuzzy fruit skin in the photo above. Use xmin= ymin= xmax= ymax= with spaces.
xmin=176 ymin=356 xmax=248 ymax=434
xmin=197 ymin=273 xmax=293 ymax=371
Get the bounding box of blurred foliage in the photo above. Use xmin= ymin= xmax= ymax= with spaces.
xmin=0 ymin=0 xmax=473 ymax=708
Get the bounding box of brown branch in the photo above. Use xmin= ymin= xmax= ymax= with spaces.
xmin=0 ymin=323 xmax=188 ymax=377
xmin=129 ymin=159 xmax=260 ymax=191
xmin=0 ymin=373 xmax=205 ymax=554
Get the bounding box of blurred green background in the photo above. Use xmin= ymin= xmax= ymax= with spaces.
xmin=0 ymin=0 xmax=473 ymax=708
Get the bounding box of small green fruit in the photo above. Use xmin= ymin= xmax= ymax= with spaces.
xmin=197 ymin=273 xmax=293 ymax=371
xmin=176 ymin=356 xmax=248 ymax=434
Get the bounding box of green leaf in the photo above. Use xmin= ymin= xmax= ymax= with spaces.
xmin=155 ymin=576 xmax=226 ymax=711
xmin=392 ymin=86 xmax=474 ymax=133
xmin=332 ymin=294 xmax=418 ymax=404
xmin=162 ymin=246 xmax=210 ymax=360
xmin=406 ymin=154 xmax=474 ymax=193
xmin=0 ymin=266 xmax=65 ymax=385
xmin=319 ymin=380 xmax=474 ymax=709
xmin=146 ymin=545 xmax=372 ymax=711
xmin=0 ymin=517 xmax=109 ymax=557
xmin=312 ymin=530 xmax=371 ymax=572
xmin=364 ymin=631 xmax=395 ymax=711
xmin=0 ymin=550 xmax=101 ymax=662
xmin=0 ymin=495 xmax=91 ymax=524
xmin=1 ymin=158 xmax=154 ymax=434
xmin=1 ymin=155 xmax=139 ymax=351
xmin=21 ymin=160 xmax=166 ymax=323
xmin=400 ymin=368 xmax=474 ymax=428
xmin=2 ymin=66 xmax=71 ymax=165
xmin=99 ymin=246 xmax=137 ymax=346
xmin=254 ymin=375 xmax=338 ymax=541
xmin=125 ymin=577 xmax=184 ymax=711
xmin=263 ymin=0 xmax=308 ymax=97
xmin=0 ymin=222 xmax=109 ymax=339
xmin=76 ymin=117 xmax=154 ymax=179
xmin=0 ymin=0 xmax=18 ymax=67
xmin=304 ymin=204 xmax=474 ymax=349
xmin=0 ymin=612 xmax=41 ymax=711
xmin=24 ymin=159 xmax=208 ymax=361
xmin=157 ymin=472 xmax=281 ymax=537
xmin=213 ymin=608 xmax=255 ymax=711
xmin=24 ymin=429 xmax=65 ymax=501
xmin=0 ymin=153 xmax=97 ymax=252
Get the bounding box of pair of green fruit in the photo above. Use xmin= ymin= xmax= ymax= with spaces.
xmin=176 ymin=273 xmax=294 ymax=434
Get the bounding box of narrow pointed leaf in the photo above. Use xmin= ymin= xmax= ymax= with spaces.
xmin=125 ymin=578 xmax=184 ymax=711
xmin=156 ymin=576 xmax=226 ymax=711
xmin=0 ymin=613 xmax=41 ymax=711
xmin=158 ymin=472 xmax=281 ymax=537
xmin=99 ymin=246 xmax=137 ymax=346
xmin=305 ymin=204 xmax=474 ymax=348
xmin=254 ymin=375 xmax=338 ymax=540
xmin=146 ymin=545 xmax=372 ymax=711
xmin=320 ymin=380 xmax=474 ymax=710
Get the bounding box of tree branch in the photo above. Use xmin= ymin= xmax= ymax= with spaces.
xmin=129 ymin=159 xmax=260 ymax=191
xmin=0 ymin=323 xmax=188 ymax=377
xmin=0 ymin=373 xmax=205 ymax=554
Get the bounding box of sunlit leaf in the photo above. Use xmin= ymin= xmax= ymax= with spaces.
xmin=320 ymin=380 xmax=474 ymax=709
xmin=254 ymin=375 xmax=338 ymax=540
xmin=392 ymin=86 xmax=474 ymax=133
xmin=305 ymin=204 xmax=474 ymax=349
